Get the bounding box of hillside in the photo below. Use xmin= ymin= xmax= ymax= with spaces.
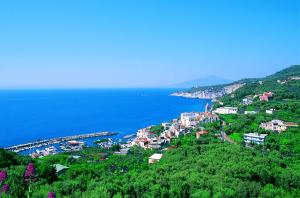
xmin=172 ymin=65 xmax=300 ymax=100
xmin=168 ymin=76 xmax=233 ymax=88
xmin=0 ymin=65 xmax=299 ymax=197
xmin=265 ymin=65 xmax=300 ymax=80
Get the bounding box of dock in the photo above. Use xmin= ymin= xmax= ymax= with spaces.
xmin=5 ymin=131 xmax=118 ymax=153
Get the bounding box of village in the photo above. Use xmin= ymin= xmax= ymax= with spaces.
xmin=28 ymin=89 xmax=299 ymax=163
xmin=128 ymin=89 xmax=298 ymax=164
xmin=23 ymin=74 xmax=300 ymax=163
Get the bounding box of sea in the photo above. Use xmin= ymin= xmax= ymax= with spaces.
xmin=0 ymin=89 xmax=210 ymax=152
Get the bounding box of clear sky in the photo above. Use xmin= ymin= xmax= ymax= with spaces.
xmin=0 ymin=0 xmax=299 ymax=88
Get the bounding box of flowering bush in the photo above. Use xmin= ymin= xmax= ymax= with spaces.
xmin=1 ymin=184 xmax=9 ymax=193
xmin=48 ymin=192 xmax=56 ymax=198
xmin=0 ymin=171 xmax=7 ymax=183
xmin=0 ymin=171 xmax=9 ymax=195
xmin=24 ymin=163 xmax=35 ymax=182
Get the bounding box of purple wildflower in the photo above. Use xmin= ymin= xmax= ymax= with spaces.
xmin=1 ymin=184 xmax=9 ymax=193
xmin=0 ymin=171 xmax=7 ymax=182
xmin=24 ymin=163 xmax=35 ymax=181
xmin=48 ymin=192 xmax=56 ymax=198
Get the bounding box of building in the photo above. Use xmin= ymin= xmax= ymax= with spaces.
xmin=196 ymin=130 xmax=208 ymax=139
xmin=53 ymin=164 xmax=69 ymax=175
xmin=244 ymin=133 xmax=268 ymax=145
xmin=201 ymin=113 xmax=220 ymax=123
xmin=242 ymin=97 xmax=253 ymax=105
xmin=114 ymin=148 xmax=130 ymax=155
xmin=260 ymin=120 xmax=287 ymax=133
xmin=284 ymin=122 xmax=299 ymax=127
xmin=137 ymin=138 xmax=149 ymax=148
xmin=60 ymin=140 xmax=85 ymax=152
xmin=180 ymin=112 xmax=201 ymax=127
xmin=266 ymin=109 xmax=275 ymax=114
xmin=137 ymin=127 xmax=152 ymax=139
xmin=259 ymin=92 xmax=273 ymax=101
xmin=213 ymin=107 xmax=238 ymax=114
xmin=148 ymin=153 xmax=163 ymax=164
xmin=244 ymin=111 xmax=258 ymax=115
xmin=290 ymin=76 xmax=300 ymax=80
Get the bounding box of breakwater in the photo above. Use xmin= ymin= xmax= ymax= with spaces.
xmin=5 ymin=131 xmax=118 ymax=153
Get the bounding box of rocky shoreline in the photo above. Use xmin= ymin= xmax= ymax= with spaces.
xmin=171 ymin=83 xmax=244 ymax=99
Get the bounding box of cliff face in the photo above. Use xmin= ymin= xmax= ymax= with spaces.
xmin=171 ymin=83 xmax=244 ymax=99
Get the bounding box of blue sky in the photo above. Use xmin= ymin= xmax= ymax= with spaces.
xmin=0 ymin=0 xmax=299 ymax=88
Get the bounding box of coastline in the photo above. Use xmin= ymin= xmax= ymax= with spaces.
xmin=170 ymin=83 xmax=244 ymax=99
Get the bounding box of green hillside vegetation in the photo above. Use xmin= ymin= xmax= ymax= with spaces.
xmin=187 ymin=77 xmax=259 ymax=93
xmin=0 ymin=65 xmax=299 ymax=197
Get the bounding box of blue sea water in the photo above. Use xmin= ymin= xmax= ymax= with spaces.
xmin=0 ymin=89 xmax=210 ymax=148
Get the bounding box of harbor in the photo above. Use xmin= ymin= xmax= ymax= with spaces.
xmin=5 ymin=131 xmax=118 ymax=153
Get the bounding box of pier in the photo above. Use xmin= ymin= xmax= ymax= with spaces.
xmin=5 ymin=131 xmax=118 ymax=153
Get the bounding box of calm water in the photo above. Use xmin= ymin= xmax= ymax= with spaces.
xmin=0 ymin=89 xmax=210 ymax=147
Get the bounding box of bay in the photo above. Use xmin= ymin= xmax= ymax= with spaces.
xmin=0 ymin=89 xmax=210 ymax=147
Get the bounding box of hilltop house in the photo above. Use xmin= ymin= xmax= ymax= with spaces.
xmin=244 ymin=133 xmax=268 ymax=145
xmin=259 ymin=92 xmax=273 ymax=101
xmin=213 ymin=107 xmax=238 ymax=114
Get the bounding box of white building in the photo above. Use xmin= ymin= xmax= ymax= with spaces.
xmin=260 ymin=120 xmax=287 ymax=133
xmin=148 ymin=153 xmax=163 ymax=164
xmin=244 ymin=111 xmax=258 ymax=115
xmin=266 ymin=109 xmax=275 ymax=114
xmin=213 ymin=107 xmax=238 ymax=114
xmin=180 ymin=112 xmax=200 ymax=127
xmin=244 ymin=133 xmax=268 ymax=145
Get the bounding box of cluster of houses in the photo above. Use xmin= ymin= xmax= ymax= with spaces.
xmin=277 ymin=76 xmax=300 ymax=84
xmin=212 ymin=91 xmax=276 ymax=116
xmin=60 ymin=140 xmax=85 ymax=152
xmin=31 ymin=146 xmax=58 ymax=158
xmin=131 ymin=111 xmax=219 ymax=150
xmin=241 ymin=92 xmax=274 ymax=105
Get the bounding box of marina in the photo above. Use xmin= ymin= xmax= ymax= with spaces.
xmin=5 ymin=131 xmax=118 ymax=153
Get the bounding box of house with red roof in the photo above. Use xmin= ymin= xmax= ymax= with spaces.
xmin=259 ymin=92 xmax=273 ymax=101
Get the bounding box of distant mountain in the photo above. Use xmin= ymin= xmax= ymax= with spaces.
xmin=169 ymin=76 xmax=233 ymax=88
